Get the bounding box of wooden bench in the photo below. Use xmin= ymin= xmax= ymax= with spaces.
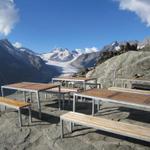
xmin=108 ymin=87 xmax=150 ymax=95
xmin=0 ymin=97 xmax=31 ymax=127
xmin=60 ymin=112 xmax=150 ymax=142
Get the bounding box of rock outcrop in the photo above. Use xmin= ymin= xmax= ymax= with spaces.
xmin=87 ymin=50 xmax=150 ymax=88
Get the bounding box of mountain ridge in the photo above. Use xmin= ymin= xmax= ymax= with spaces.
xmin=0 ymin=39 xmax=61 ymax=86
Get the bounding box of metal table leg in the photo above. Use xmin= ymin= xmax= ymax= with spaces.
xmin=1 ymin=88 xmax=6 ymax=111
xmin=60 ymin=119 xmax=64 ymax=139
xmin=68 ymin=92 xmax=71 ymax=105
xmin=1 ymin=87 xmax=3 ymax=97
xmin=28 ymin=106 xmax=32 ymax=124
xmin=73 ymin=94 xmax=76 ymax=112
xmin=83 ymin=81 xmax=86 ymax=91
xmin=62 ymin=94 xmax=65 ymax=109
xmin=23 ymin=91 xmax=26 ymax=102
xmin=30 ymin=92 xmax=32 ymax=103
xmin=18 ymin=109 xmax=22 ymax=127
xmin=36 ymin=91 xmax=41 ymax=119
xmin=58 ymin=86 xmax=61 ymax=110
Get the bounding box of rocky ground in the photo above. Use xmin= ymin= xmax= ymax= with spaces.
xmin=0 ymin=92 xmax=150 ymax=150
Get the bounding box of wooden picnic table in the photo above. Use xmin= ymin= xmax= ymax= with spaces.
xmin=1 ymin=82 xmax=61 ymax=118
xmin=52 ymin=76 xmax=99 ymax=90
xmin=73 ymin=89 xmax=150 ymax=115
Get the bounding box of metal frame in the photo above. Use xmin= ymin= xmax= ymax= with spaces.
xmin=0 ymin=102 xmax=31 ymax=127
xmin=45 ymin=89 xmax=71 ymax=110
xmin=1 ymin=83 xmax=61 ymax=119
xmin=73 ymin=92 xmax=150 ymax=116
xmin=60 ymin=112 xmax=150 ymax=142
xmin=52 ymin=77 xmax=98 ymax=90
xmin=114 ymin=78 xmax=150 ymax=88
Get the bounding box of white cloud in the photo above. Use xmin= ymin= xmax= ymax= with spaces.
xmin=13 ymin=41 xmax=22 ymax=48
xmin=0 ymin=0 xmax=19 ymax=36
xmin=116 ymin=0 xmax=150 ymax=27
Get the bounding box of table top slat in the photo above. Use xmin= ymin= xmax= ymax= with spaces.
xmin=78 ymin=89 xmax=150 ymax=106
xmin=2 ymin=82 xmax=60 ymax=91
xmin=52 ymin=76 xmax=96 ymax=82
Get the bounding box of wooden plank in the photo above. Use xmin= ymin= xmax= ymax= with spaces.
xmin=47 ymin=87 xmax=80 ymax=93
xmin=108 ymin=87 xmax=150 ymax=95
xmin=24 ymin=83 xmax=60 ymax=91
xmin=4 ymin=82 xmax=34 ymax=88
xmin=52 ymin=76 xmax=96 ymax=82
xmin=3 ymin=82 xmax=60 ymax=91
xmin=0 ymin=97 xmax=30 ymax=109
xmin=61 ymin=112 xmax=150 ymax=142
xmin=79 ymin=89 xmax=150 ymax=107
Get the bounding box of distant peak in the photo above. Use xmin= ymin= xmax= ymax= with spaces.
xmin=111 ymin=41 xmax=119 ymax=46
xmin=51 ymin=48 xmax=69 ymax=53
xmin=0 ymin=38 xmax=10 ymax=44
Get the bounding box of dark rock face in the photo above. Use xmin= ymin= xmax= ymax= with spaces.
xmin=0 ymin=39 xmax=61 ymax=86
xmin=96 ymin=41 xmax=138 ymax=65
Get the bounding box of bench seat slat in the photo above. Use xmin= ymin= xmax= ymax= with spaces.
xmin=61 ymin=112 xmax=150 ymax=142
xmin=0 ymin=97 xmax=30 ymax=109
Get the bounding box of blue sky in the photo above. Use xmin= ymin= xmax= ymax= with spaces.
xmin=0 ymin=0 xmax=150 ymax=53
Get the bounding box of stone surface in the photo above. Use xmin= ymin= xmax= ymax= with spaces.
xmin=0 ymin=92 xmax=149 ymax=150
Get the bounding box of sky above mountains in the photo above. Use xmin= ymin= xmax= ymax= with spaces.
xmin=0 ymin=0 xmax=150 ymax=53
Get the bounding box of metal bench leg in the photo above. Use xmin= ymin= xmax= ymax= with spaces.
xmin=73 ymin=94 xmax=76 ymax=112
xmin=28 ymin=106 xmax=32 ymax=124
xmin=69 ymin=122 xmax=73 ymax=133
xmin=45 ymin=92 xmax=47 ymax=100
xmin=59 ymin=94 xmax=61 ymax=110
xmin=62 ymin=94 xmax=65 ymax=109
xmin=60 ymin=119 xmax=64 ymax=139
xmin=97 ymin=100 xmax=100 ymax=112
xmin=92 ymin=99 xmax=95 ymax=116
xmin=18 ymin=109 xmax=22 ymax=127
xmin=68 ymin=93 xmax=71 ymax=105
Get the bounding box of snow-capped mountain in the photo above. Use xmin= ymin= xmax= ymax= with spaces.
xmin=41 ymin=48 xmax=81 ymax=62
xmin=41 ymin=47 xmax=100 ymax=63
xmin=40 ymin=47 xmax=100 ymax=76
